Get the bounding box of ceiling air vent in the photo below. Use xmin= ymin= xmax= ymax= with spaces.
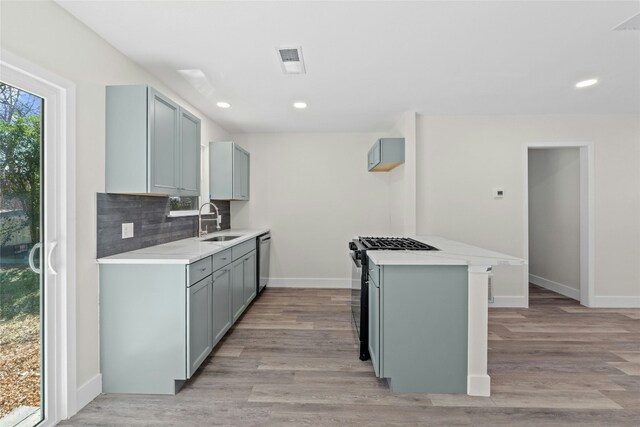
xmin=276 ymin=46 xmax=306 ymax=74
xmin=613 ymin=12 xmax=640 ymax=31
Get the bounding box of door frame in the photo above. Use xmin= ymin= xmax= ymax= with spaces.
xmin=1 ymin=50 xmax=77 ymax=425
xmin=522 ymin=142 xmax=595 ymax=307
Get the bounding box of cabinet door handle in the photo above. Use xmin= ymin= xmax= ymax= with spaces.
xmin=220 ymin=257 xmax=227 ymax=261
xmin=199 ymin=267 xmax=207 ymax=272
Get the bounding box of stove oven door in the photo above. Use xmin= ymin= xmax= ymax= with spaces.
xmin=350 ymin=252 xmax=362 ymax=338
xmin=351 ymin=251 xmax=370 ymax=360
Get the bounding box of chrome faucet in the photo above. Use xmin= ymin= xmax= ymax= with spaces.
xmin=198 ymin=202 xmax=222 ymax=237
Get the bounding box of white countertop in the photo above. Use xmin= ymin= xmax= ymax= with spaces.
xmin=97 ymin=228 xmax=270 ymax=265
xmin=366 ymin=235 xmax=525 ymax=267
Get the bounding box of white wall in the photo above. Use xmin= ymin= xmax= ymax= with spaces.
xmin=388 ymin=112 xmax=417 ymax=235
xmin=387 ymin=164 xmax=405 ymax=235
xmin=1 ymin=0 xmax=229 ymax=394
xmin=229 ymin=133 xmax=393 ymax=285
xmin=528 ymin=148 xmax=580 ymax=297
xmin=417 ymin=114 xmax=640 ymax=305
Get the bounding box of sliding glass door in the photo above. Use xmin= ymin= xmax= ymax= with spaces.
xmin=0 ymin=82 xmax=44 ymax=426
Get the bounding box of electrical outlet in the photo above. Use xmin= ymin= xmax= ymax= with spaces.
xmin=493 ymin=187 xmax=504 ymax=199
xmin=122 ymin=222 xmax=134 ymax=239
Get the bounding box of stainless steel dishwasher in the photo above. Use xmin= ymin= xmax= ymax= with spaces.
xmin=257 ymin=232 xmax=271 ymax=294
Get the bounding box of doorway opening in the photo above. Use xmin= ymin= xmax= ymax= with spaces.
xmin=523 ymin=143 xmax=594 ymax=307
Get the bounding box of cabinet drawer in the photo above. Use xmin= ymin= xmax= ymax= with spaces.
xmin=231 ymin=239 xmax=256 ymax=261
xmin=368 ymin=259 xmax=380 ymax=285
xmin=188 ymin=256 xmax=212 ymax=286
xmin=212 ymin=249 xmax=231 ymax=271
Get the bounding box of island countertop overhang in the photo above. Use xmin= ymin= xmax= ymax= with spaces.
xmin=366 ymin=235 xmax=525 ymax=267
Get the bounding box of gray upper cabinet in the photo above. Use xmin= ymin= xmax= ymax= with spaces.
xmin=210 ymin=141 xmax=250 ymax=200
xmin=368 ymin=138 xmax=405 ymax=172
xmin=106 ymin=85 xmax=201 ymax=196
xmin=179 ymin=108 xmax=202 ymax=196
xmin=149 ymin=89 xmax=180 ymax=194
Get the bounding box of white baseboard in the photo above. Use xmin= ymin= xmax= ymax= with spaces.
xmin=467 ymin=374 xmax=491 ymax=397
xmin=489 ymin=296 xmax=528 ymax=308
xmin=268 ymin=277 xmax=350 ymax=289
xmin=529 ymin=274 xmax=580 ymax=300
xmin=591 ymin=296 xmax=640 ymax=308
xmin=75 ymin=373 xmax=101 ymax=414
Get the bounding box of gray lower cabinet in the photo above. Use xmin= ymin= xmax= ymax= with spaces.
xmin=106 ymin=85 xmax=201 ymax=196
xmin=100 ymin=264 xmax=188 ymax=394
xmin=231 ymin=257 xmax=246 ymax=322
xmin=210 ymin=141 xmax=250 ymax=200
xmin=367 ymin=257 xmax=469 ymax=393
xmin=243 ymin=251 xmax=257 ymax=304
xmin=100 ymin=240 xmax=258 ymax=395
xmin=231 ymin=249 xmax=257 ymax=322
xmin=187 ymin=276 xmax=213 ymax=378
xmin=212 ymin=266 xmax=232 ymax=344
xmin=368 ymin=278 xmax=380 ymax=377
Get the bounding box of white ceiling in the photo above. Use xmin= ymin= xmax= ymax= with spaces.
xmin=57 ymin=1 xmax=640 ymax=133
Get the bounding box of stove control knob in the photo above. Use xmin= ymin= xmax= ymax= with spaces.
xmin=348 ymin=242 xmax=357 ymax=251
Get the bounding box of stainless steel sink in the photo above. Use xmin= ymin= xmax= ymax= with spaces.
xmin=202 ymin=235 xmax=242 ymax=242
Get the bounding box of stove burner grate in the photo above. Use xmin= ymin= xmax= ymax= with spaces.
xmin=359 ymin=237 xmax=438 ymax=251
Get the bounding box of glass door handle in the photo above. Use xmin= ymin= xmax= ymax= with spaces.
xmin=47 ymin=241 xmax=58 ymax=275
xmin=28 ymin=242 xmax=42 ymax=275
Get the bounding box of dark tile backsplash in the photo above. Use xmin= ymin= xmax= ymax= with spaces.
xmin=209 ymin=199 xmax=231 ymax=232
xmin=97 ymin=193 xmax=230 ymax=258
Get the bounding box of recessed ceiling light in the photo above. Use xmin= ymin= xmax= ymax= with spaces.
xmin=293 ymin=102 xmax=307 ymax=109
xmin=575 ymin=78 xmax=598 ymax=88
xmin=216 ymin=102 xmax=231 ymax=108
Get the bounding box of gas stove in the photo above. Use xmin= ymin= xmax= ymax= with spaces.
xmin=358 ymin=236 xmax=439 ymax=251
xmin=349 ymin=236 xmax=438 ymax=361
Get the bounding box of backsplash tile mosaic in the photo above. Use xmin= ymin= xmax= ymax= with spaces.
xmin=97 ymin=193 xmax=230 ymax=258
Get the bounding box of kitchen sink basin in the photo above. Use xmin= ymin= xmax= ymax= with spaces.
xmin=202 ymin=235 xmax=242 ymax=242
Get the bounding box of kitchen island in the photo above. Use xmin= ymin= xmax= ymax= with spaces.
xmin=363 ymin=235 xmax=524 ymax=397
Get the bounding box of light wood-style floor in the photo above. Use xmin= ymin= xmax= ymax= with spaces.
xmin=60 ymin=285 xmax=639 ymax=426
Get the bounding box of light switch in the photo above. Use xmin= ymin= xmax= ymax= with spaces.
xmin=122 ymin=222 xmax=134 ymax=239
xmin=493 ymin=187 xmax=504 ymax=199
